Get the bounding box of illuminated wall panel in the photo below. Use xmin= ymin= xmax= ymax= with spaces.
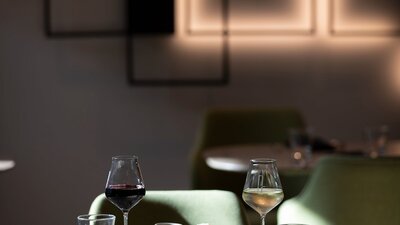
xmin=187 ymin=0 xmax=316 ymax=35
xmin=187 ymin=0 xmax=224 ymax=34
xmin=330 ymin=0 xmax=400 ymax=36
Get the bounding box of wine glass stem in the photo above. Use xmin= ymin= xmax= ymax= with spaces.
xmin=123 ymin=212 xmax=129 ymax=225
xmin=261 ymin=215 xmax=266 ymax=225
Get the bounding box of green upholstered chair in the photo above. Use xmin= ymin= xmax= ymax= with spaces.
xmin=278 ymin=168 xmax=311 ymax=200
xmin=89 ymin=190 xmax=249 ymax=225
xmin=191 ymin=108 xmax=305 ymax=193
xmin=277 ymin=156 xmax=400 ymax=225
xmin=190 ymin=108 xmax=305 ymax=225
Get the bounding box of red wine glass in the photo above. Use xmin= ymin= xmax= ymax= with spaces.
xmin=105 ymin=155 xmax=145 ymax=225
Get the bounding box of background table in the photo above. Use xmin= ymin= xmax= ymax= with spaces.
xmin=0 ymin=160 xmax=16 ymax=172
xmin=202 ymin=141 xmax=400 ymax=200
xmin=203 ymin=140 xmax=400 ymax=173
xmin=203 ymin=144 xmax=329 ymax=172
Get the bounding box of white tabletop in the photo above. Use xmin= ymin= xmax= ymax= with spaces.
xmin=203 ymin=141 xmax=400 ymax=172
xmin=203 ymin=144 xmax=326 ymax=172
xmin=0 ymin=160 xmax=16 ymax=171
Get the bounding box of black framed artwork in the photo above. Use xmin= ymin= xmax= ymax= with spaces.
xmin=44 ymin=0 xmax=230 ymax=86
xmin=44 ymin=0 xmax=229 ymax=86
xmin=44 ymin=0 xmax=174 ymax=37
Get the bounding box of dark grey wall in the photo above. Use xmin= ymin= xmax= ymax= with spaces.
xmin=1 ymin=1 xmax=400 ymax=225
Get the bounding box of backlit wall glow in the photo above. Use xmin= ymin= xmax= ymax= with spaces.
xmin=187 ymin=0 xmax=315 ymax=35
xmin=331 ymin=0 xmax=400 ymax=35
xmin=173 ymin=0 xmax=399 ymax=84
xmin=176 ymin=0 xmax=398 ymax=48
xmin=184 ymin=0 xmax=400 ymax=37
xmin=389 ymin=46 xmax=400 ymax=94
xmin=173 ymin=0 xmax=400 ymax=83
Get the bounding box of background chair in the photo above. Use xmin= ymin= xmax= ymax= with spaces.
xmin=190 ymin=107 xmax=305 ymax=225
xmin=89 ymin=190 xmax=249 ymax=225
xmin=277 ymin=155 xmax=400 ymax=225
xmin=191 ymin=107 xmax=305 ymax=193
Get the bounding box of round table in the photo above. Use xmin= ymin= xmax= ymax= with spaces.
xmin=0 ymin=160 xmax=16 ymax=172
xmin=203 ymin=144 xmax=330 ymax=172
xmin=202 ymin=140 xmax=400 ymax=173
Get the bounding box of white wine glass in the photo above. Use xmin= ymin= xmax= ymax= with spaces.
xmin=105 ymin=155 xmax=145 ymax=225
xmin=242 ymin=159 xmax=284 ymax=225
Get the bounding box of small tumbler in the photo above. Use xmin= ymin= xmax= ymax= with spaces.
xmin=77 ymin=214 xmax=115 ymax=225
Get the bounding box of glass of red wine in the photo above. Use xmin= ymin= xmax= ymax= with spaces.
xmin=105 ymin=155 xmax=146 ymax=225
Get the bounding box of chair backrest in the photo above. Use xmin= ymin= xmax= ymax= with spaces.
xmin=277 ymin=156 xmax=400 ymax=225
xmin=89 ymin=190 xmax=249 ymax=225
xmin=190 ymin=107 xmax=305 ymax=191
xmin=195 ymin=108 xmax=305 ymax=150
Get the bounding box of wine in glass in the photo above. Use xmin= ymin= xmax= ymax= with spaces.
xmin=242 ymin=159 xmax=284 ymax=225
xmin=105 ymin=155 xmax=146 ymax=225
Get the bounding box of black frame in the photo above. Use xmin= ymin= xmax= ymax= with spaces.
xmin=44 ymin=0 xmax=229 ymax=86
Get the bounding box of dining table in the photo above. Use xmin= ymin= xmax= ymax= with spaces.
xmin=0 ymin=160 xmax=16 ymax=172
xmin=203 ymin=144 xmax=322 ymax=172
xmin=202 ymin=140 xmax=400 ymax=173
xmin=202 ymin=140 xmax=400 ymax=199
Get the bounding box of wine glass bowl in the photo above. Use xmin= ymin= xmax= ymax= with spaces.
xmin=105 ymin=155 xmax=145 ymax=225
xmin=242 ymin=159 xmax=284 ymax=225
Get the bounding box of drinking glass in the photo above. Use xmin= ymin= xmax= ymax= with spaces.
xmin=288 ymin=128 xmax=313 ymax=168
xmin=242 ymin=159 xmax=284 ymax=225
xmin=364 ymin=125 xmax=389 ymax=158
xmin=105 ymin=155 xmax=146 ymax=225
xmin=77 ymin=214 xmax=115 ymax=225
xmin=279 ymin=224 xmax=308 ymax=225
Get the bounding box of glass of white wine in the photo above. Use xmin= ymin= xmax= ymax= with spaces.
xmin=242 ymin=159 xmax=284 ymax=225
